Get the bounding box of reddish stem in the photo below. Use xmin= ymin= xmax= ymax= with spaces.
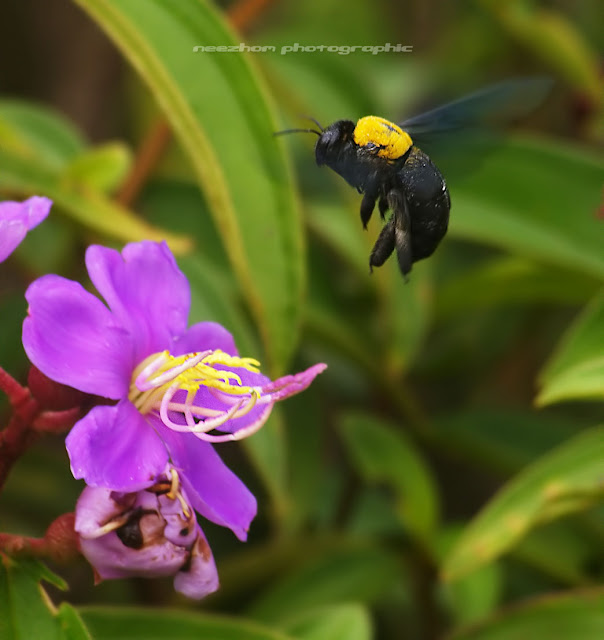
xmin=0 ymin=376 xmax=39 ymax=492
xmin=0 ymin=513 xmax=79 ymax=563
xmin=1 ymin=366 xmax=84 ymax=490
xmin=33 ymin=407 xmax=82 ymax=434
xmin=0 ymin=367 xmax=30 ymax=409
xmin=227 ymin=0 xmax=276 ymax=31
xmin=117 ymin=118 xmax=172 ymax=208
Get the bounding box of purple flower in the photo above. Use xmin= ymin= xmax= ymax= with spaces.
xmin=0 ymin=196 xmax=52 ymax=262
xmin=23 ymin=241 xmax=325 ymax=542
xmin=76 ymin=467 xmax=219 ymax=599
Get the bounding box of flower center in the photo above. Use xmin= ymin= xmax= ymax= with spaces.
xmin=87 ymin=468 xmax=194 ymax=539
xmin=129 ymin=349 xmax=264 ymax=442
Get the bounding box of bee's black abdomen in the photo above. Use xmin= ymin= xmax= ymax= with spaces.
xmin=397 ymin=147 xmax=450 ymax=262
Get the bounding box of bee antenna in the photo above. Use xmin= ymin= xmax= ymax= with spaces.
xmin=297 ymin=115 xmax=325 ymax=131
xmin=274 ymin=128 xmax=322 ymax=137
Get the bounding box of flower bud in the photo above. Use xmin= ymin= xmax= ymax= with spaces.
xmin=75 ymin=471 xmax=219 ymax=599
xmin=28 ymin=366 xmax=88 ymax=411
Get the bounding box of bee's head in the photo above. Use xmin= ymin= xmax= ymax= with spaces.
xmin=314 ymin=120 xmax=355 ymax=166
xmin=274 ymin=117 xmax=355 ymax=167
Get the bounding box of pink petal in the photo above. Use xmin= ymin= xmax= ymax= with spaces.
xmin=66 ymin=401 xmax=168 ymax=491
xmin=172 ymin=321 xmax=238 ymax=357
xmin=23 ymin=275 xmax=133 ymax=398
xmin=156 ymin=423 xmax=257 ymax=541
xmin=85 ymin=242 xmax=190 ymax=363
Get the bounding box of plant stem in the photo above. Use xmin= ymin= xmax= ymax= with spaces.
xmin=0 ymin=513 xmax=79 ymax=563
xmin=117 ymin=118 xmax=172 ymax=207
xmin=227 ymin=0 xmax=276 ymax=31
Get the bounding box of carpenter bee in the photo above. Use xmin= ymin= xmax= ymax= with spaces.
xmin=276 ymin=77 xmax=552 ymax=279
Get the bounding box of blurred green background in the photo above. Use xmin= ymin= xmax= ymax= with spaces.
xmin=0 ymin=1 xmax=603 ymax=639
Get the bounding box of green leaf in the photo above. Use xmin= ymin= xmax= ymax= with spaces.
xmin=450 ymin=137 xmax=604 ymax=280
xmin=537 ymin=290 xmax=604 ymax=406
xmin=80 ymin=607 xmax=293 ymax=640
xmin=306 ymin=200 xmax=370 ymax=280
xmin=180 ymin=253 xmax=259 ymax=358
xmin=281 ymin=390 xmax=329 ymax=530
xmin=347 ymin=489 xmax=406 ymax=537
xmin=264 ymin=53 xmax=378 ymax=128
xmin=443 ymin=563 xmax=502 ymax=627
xmin=13 ymin=214 xmax=79 ymax=275
xmin=388 ymin=257 xmax=434 ymax=371
xmin=437 ymin=526 xmax=503 ymax=626
xmin=0 ymin=97 xmax=189 ymax=251
xmin=248 ymin=544 xmax=401 ymax=624
xmin=512 ymin=520 xmax=595 ymax=586
xmin=307 ymin=197 xmax=433 ymax=370
xmin=0 ymin=146 xmax=191 ymax=253
xmin=449 ymin=588 xmax=604 ymax=640
xmin=337 ymin=412 xmax=440 ymax=543
xmin=62 ymin=142 xmax=133 ymax=193
xmin=0 ymin=557 xmax=63 ymax=640
xmin=0 ymin=99 xmax=85 ymax=168
xmin=305 ymin=287 xmax=376 ymax=381
xmin=436 ymin=257 xmax=601 ymax=319
xmin=139 ymin=179 xmax=231 ymax=271
xmin=306 ymin=197 xmax=433 ymax=376
xmin=443 ymin=426 xmax=604 ymax=581
xmin=242 ymin=409 xmax=288 ymax=523
xmin=479 ymin=0 xmax=603 ymax=104
xmin=282 ymin=603 xmax=372 ymax=640
xmin=75 ymin=0 xmax=304 ymax=373
xmin=0 ymin=292 xmax=29 ymax=374
xmin=57 ymin=604 xmax=92 ymax=640
xmin=434 ymin=409 xmax=580 ymax=475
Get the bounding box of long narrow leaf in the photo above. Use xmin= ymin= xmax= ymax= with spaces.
xmin=74 ymin=0 xmax=304 ymax=373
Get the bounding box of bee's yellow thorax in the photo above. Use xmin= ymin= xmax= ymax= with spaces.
xmin=353 ymin=116 xmax=412 ymax=160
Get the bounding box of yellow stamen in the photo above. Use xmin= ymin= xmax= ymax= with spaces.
xmin=165 ymin=468 xmax=191 ymax=519
xmin=129 ymin=349 xmax=262 ymax=416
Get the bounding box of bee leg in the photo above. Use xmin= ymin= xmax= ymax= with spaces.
xmin=369 ymin=216 xmax=395 ymax=273
xmin=389 ymin=189 xmax=412 ymax=279
xmin=378 ymin=196 xmax=389 ymax=219
xmin=360 ymin=192 xmax=376 ymax=229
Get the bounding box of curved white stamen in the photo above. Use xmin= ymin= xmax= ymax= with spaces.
xmin=167 ymin=389 xmax=260 ymax=424
xmin=164 ymin=468 xmax=191 ymax=519
xmin=159 ymin=387 xmax=246 ymax=434
xmin=192 ymin=408 xmax=270 ymax=443
xmin=143 ymin=352 xmax=208 ymax=391
xmin=164 ymin=403 xmax=226 ymax=418
xmin=187 ymin=400 xmax=245 ymax=433
xmin=130 ymin=348 xmax=268 ymax=441
xmin=162 ymin=399 xmax=245 ymax=434
xmin=132 ymin=351 xmax=169 ymax=389
xmin=208 ymin=385 xmax=267 ymax=406
xmin=183 ymin=388 xmax=197 ymax=429
xmin=89 ymin=514 xmax=131 ymax=538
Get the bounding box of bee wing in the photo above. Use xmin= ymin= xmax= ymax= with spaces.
xmin=399 ymin=76 xmax=553 ymax=147
xmin=398 ymin=76 xmax=553 ymax=182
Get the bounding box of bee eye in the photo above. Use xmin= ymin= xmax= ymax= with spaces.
xmin=315 ymin=129 xmax=340 ymax=165
xmin=321 ymin=129 xmax=338 ymax=146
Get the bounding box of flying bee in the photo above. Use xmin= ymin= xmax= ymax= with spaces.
xmin=276 ymin=77 xmax=552 ymax=279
